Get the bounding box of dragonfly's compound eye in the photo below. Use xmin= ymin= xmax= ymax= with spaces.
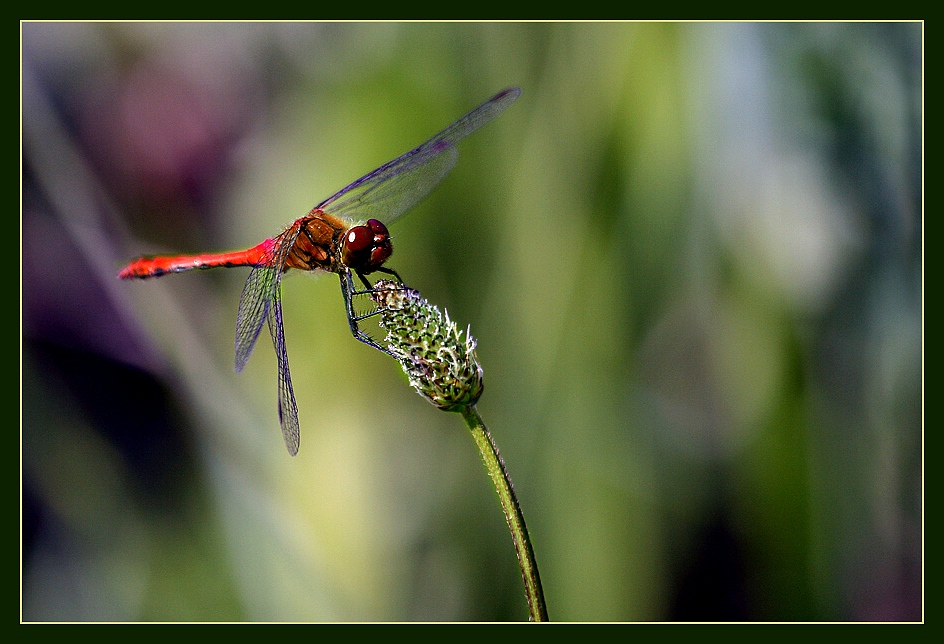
xmin=367 ymin=219 xmax=388 ymax=237
xmin=366 ymin=219 xmax=392 ymax=268
xmin=342 ymin=222 xmax=392 ymax=272
xmin=345 ymin=225 xmax=373 ymax=256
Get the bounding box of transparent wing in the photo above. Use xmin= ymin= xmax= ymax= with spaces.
xmin=317 ymin=87 xmax=521 ymax=226
xmin=268 ymin=283 xmax=300 ymax=456
xmin=234 ymin=224 xmax=302 ymax=373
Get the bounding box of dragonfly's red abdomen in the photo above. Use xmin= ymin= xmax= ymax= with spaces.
xmin=118 ymin=240 xmax=274 ymax=279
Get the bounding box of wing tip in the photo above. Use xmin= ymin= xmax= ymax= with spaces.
xmin=497 ymin=87 xmax=522 ymax=102
xmin=284 ymin=427 xmax=300 ymax=456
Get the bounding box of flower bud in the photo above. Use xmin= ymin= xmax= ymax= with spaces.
xmin=371 ymin=280 xmax=484 ymax=411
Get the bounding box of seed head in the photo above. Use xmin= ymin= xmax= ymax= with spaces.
xmin=371 ymin=280 xmax=484 ymax=411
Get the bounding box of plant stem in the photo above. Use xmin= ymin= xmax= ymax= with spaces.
xmin=460 ymin=405 xmax=548 ymax=622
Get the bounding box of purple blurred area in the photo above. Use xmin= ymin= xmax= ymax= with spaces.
xmin=22 ymin=23 xmax=272 ymax=621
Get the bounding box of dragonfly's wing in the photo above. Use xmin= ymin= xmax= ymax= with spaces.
xmin=235 ymin=224 xmax=302 ymax=373
xmin=318 ymin=87 xmax=521 ymax=226
xmin=268 ymin=284 xmax=300 ymax=456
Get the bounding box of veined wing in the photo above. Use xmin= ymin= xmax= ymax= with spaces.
xmin=235 ymin=223 xmax=302 ymax=373
xmin=317 ymin=88 xmax=521 ymax=226
xmin=268 ymin=283 xmax=300 ymax=456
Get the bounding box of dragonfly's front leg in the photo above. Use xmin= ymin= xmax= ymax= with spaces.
xmin=340 ymin=268 xmax=400 ymax=357
xmin=353 ymin=266 xmax=403 ymax=290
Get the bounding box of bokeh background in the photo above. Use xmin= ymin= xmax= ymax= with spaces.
xmin=21 ymin=22 xmax=922 ymax=622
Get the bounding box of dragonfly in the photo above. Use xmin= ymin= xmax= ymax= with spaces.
xmin=120 ymin=87 xmax=521 ymax=456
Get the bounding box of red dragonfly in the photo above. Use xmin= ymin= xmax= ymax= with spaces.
xmin=120 ymin=88 xmax=520 ymax=456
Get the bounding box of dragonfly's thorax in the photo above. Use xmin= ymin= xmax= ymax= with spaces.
xmin=284 ymin=211 xmax=349 ymax=273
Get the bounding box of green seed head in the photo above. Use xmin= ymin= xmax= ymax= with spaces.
xmin=371 ymin=280 xmax=484 ymax=411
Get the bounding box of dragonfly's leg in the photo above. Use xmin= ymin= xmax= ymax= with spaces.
xmin=346 ymin=269 xmax=410 ymax=320
xmin=351 ymin=267 xmax=404 ymax=294
xmin=347 ymin=271 xmax=386 ymax=323
xmin=349 ymin=270 xmax=408 ymax=318
xmin=373 ymin=266 xmax=404 ymax=283
xmin=355 ymin=270 xmax=373 ymax=291
xmin=340 ymin=269 xmax=397 ymax=356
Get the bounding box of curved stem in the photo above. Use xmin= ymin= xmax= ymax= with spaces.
xmin=460 ymin=405 xmax=548 ymax=622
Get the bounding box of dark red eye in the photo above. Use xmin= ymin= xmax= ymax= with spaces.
xmin=367 ymin=219 xmax=388 ymax=237
xmin=342 ymin=221 xmax=393 ymax=272
xmin=345 ymin=225 xmax=372 ymax=254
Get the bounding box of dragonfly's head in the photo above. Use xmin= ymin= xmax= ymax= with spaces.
xmin=341 ymin=219 xmax=393 ymax=274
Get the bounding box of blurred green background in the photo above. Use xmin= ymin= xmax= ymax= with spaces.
xmin=21 ymin=22 xmax=922 ymax=622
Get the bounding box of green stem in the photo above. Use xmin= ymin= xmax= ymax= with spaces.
xmin=460 ymin=405 xmax=548 ymax=622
